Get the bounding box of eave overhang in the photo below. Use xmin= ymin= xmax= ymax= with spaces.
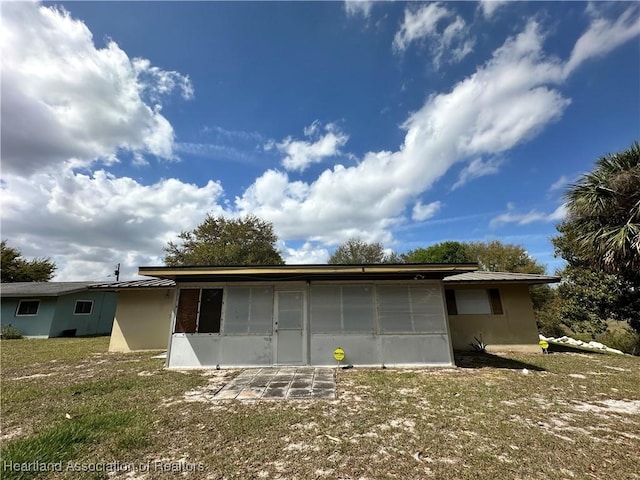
xmin=138 ymin=263 xmax=478 ymax=283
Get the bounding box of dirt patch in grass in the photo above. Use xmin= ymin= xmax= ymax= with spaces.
xmin=1 ymin=339 xmax=639 ymax=479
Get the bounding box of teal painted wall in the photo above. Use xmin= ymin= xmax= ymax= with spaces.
xmin=1 ymin=297 xmax=58 ymax=337
xmin=1 ymin=291 xmax=117 ymax=338
xmin=50 ymin=291 xmax=117 ymax=337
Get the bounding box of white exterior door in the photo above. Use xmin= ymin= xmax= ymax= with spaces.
xmin=275 ymin=291 xmax=305 ymax=365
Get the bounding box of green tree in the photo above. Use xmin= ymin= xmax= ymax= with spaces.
xmin=556 ymin=266 xmax=637 ymax=336
xmin=1 ymin=240 xmax=56 ymax=282
xmin=328 ymin=238 xmax=398 ymax=264
xmin=553 ymin=221 xmax=640 ymax=334
xmin=402 ymin=241 xmax=472 ymax=263
xmin=563 ymin=141 xmax=640 ymax=281
xmin=466 ymin=240 xmax=546 ymax=274
xmin=465 ymin=240 xmax=551 ymax=311
xmin=163 ymin=215 xmax=284 ymax=266
xmin=552 ymin=143 xmax=640 ymax=335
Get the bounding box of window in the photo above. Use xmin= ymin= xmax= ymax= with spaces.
xmin=310 ymin=285 xmax=374 ymax=333
xmin=224 ymin=287 xmax=273 ymax=334
xmin=445 ymin=288 xmax=503 ymax=315
xmin=198 ymin=289 xmax=223 ymax=333
xmin=174 ymin=288 xmax=223 ymax=334
xmin=175 ymin=289 xmax=199 ymax=333
xmin=74 ymin=300 xmax=94 ymax=315
xmin=377 ymin=285 xmax=444 ymax=333
xmin=16 ymin=300 xmax=40 ymax=316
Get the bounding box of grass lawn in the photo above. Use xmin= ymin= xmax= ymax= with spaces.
xmin=1 ymin=337 xmax=639 ymax=479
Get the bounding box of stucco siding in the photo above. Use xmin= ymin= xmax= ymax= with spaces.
xmin=109 ymin=289 xmax=175 ymax=352
xmin=448 ymin=284 xmax=540 ymax=353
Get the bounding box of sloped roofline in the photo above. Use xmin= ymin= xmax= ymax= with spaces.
xmin=90 ymin=279 xmax=176 ymax=290
xmin=0 ymin=282 xmax=96 ymax=297
xmin=443 ymin=271 xmax=560 ymax=285
xmin=89 ymin=266 xmax=561 ymax=288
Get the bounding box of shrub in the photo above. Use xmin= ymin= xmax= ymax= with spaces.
xmin=596 ymin=326 xmax=640 ymax=356
xmin=1 ymin=324 xmax=23 ymax=339
xmin=469 ymin=336 xmax=488 ymax=353
xmin=535 ymin=298 xmax=568 ymax=338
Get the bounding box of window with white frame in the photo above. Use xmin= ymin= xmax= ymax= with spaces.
xmin=16 ymin=300 xmax=40 ymax=316
xmin=377 ymin=285 xmax=444 ymax=333
xmin=74 ymin=300 xmax=94 ymax=315
xmin=224 ymin=287 xmax=273 ymax=334
xmin=310 ymin=285 xmax=374 ymax=333
xmin=445 ymin=288 xmax=503 ymax=315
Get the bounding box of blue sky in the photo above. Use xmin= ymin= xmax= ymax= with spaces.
xmin=1 ymin=1 xmax=638 ymax=281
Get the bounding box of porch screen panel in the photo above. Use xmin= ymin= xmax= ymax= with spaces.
xmin=175 ymin=289 xmax=199 ymax=333
xmin=342 ymin=286 xmax=374 ymax=332
xmin=377 ymin=286 xmax=413 ymax=332
xmin=224 ymin=287 xmax=273 ymax=334
xmin=310 ymin=286 xmax=341 ymax=332
xmin=409 ymin=285 xmax=445 ymax=332
xmin=224 ymin=287 xmax=250 ymax=333
xmin=198 ymin=289 xmax=223 ymax=333
xmin=248 ymin=287 xmax=273 ymax=334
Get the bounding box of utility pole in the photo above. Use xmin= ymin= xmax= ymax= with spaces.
xmin=114 ymin=263 xmax=120 ymax=282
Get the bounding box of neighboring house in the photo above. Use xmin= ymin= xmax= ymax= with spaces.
xmin=101 ymin=264 xmax=558 ymax=368
xmin=0 ymin=282 xmax=117 ymax=338
xmin=89 ymin=279 xmax=176 ymax=352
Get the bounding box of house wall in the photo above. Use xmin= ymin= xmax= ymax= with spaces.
xmin=167 ymin=280 xmax=455 ymax=368
xmin=447 ymin=284 xmax=539 ymax=353
xmin=1 ymin=297 xmax=58 ymax=337
xmin=49 ymin=291 xmax=117 ymax=337
xmin=109 ymin=289 xmax=176 ymax=352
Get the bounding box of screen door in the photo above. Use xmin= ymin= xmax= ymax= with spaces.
xmin=275 ymin=291 xmax=305 ymax=365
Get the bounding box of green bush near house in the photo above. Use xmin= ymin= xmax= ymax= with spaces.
xmin=1 ymin=324 xmax=23 ymax=339
xmin=596 ymin=324 xmax=640 ymax=356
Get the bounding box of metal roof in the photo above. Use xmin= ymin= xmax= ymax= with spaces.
xmin=443 ymin=271 xmax=560 ymax=285
xmin=90 ymin=279 xmax=176 ymax=290
xmin=0 ymin=282 xmax=96 ymax=297
xmin=138 ymin=263 xmax=478 ymax=282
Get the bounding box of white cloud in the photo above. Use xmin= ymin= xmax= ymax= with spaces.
xmin=203 ymin=125 xmax=265 ymax=142
xmin=412 ymin=201 xmax=442 ymax=222
xmin=548 ymin=174 xmax=582 ymax=193
xmin=452 ymin=157 xmax=504 ymax=190
xmin=235 ymin=21 xmax=587 ymax=248
xmin=283 ymin=242 xmax=330 ymax=264
xmin=0 ymin=168 xmax=225 ymax=280
xmin=1 ymin=3 xmax=635 ymax=281
xmin=270 ymin=121 xmax=349 ymax=172
xmin=0 ymin=2 xmax=193 ymax=176
xmin=344 ymin=0 xmax=374 ymax=19
xmin=479 ymin=1 xmax=509 ymax=19
xmin=490 ymin=203 xmax=567 ymax=228
xmin=393 ymin=3 xmax=474 ymax=67
xmin=564 ymin=4 xmax=640 ymax=77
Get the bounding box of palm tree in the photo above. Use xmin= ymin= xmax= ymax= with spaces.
xmin=564 ymin=142 xmax=640 ymax=279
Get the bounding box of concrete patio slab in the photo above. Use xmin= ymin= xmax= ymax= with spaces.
xmin=214 ymin=367 xmax=336 ymax=400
